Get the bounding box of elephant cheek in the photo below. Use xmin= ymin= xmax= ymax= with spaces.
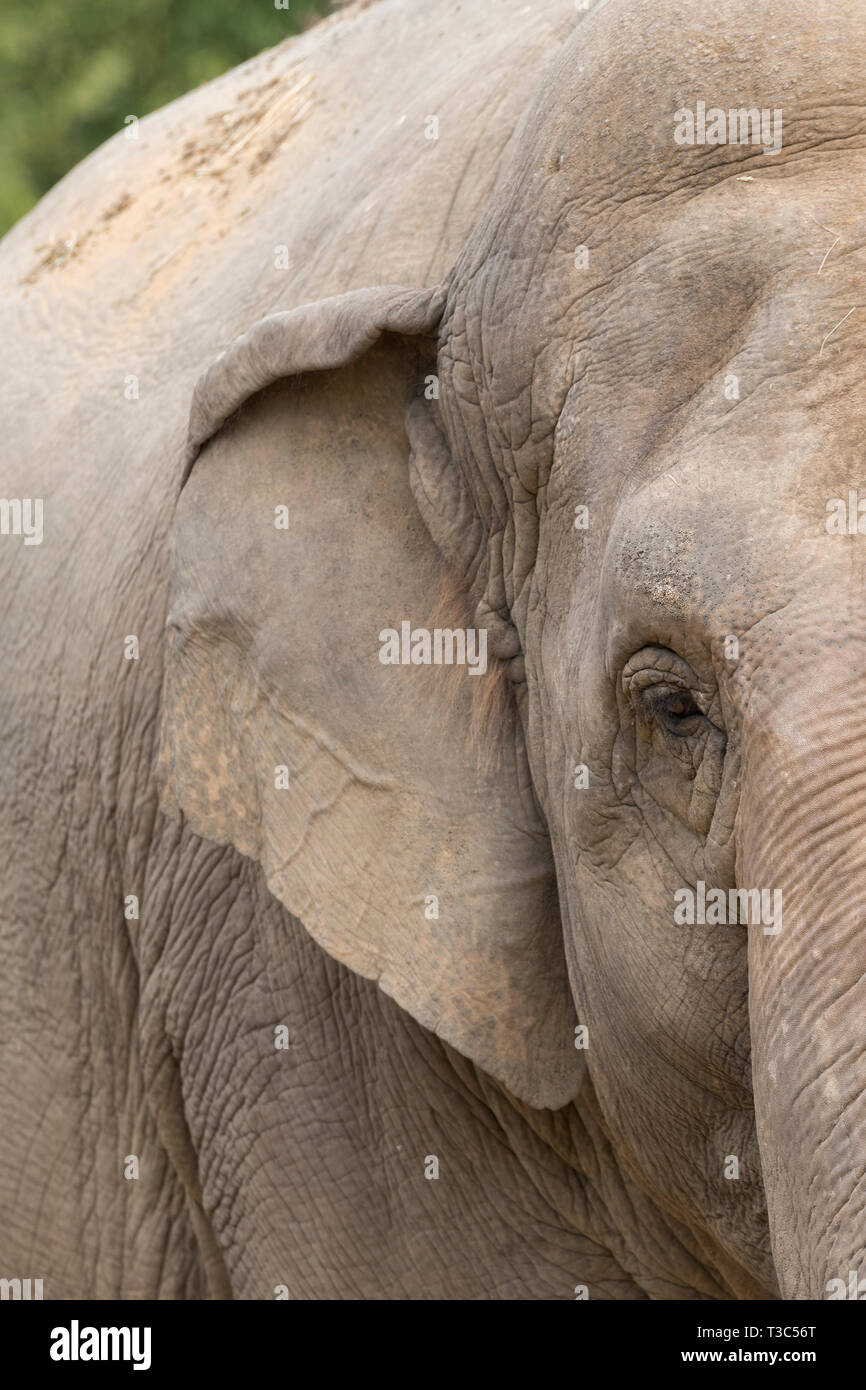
xmin=739 ymin=688 xmax=866 ymax=1300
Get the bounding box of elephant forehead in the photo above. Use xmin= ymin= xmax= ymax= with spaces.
xmin=440 ymin=0 xmax=866 ymax=647
xmin=459 ymin=167 xmax=866 ymax=450
xmin=446 ymin=197 xmax=866 ymax=645
xmin=444 ymin=0 xmax=866 ymax=469
xmin=521 ymin=0 xmax=866 ymax=230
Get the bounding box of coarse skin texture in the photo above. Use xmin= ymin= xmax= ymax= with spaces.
xmin=0 ymin=0 xmax=862 ymax=1300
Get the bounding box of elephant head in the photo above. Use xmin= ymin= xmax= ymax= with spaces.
xmin=160 ymin=0 xmax=866 ymax=1299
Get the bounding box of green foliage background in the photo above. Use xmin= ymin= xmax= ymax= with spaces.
xmin=0 ymin=0 xmax=329 ymax=236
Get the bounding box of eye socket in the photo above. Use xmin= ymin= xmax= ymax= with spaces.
xmin=619 ymin=649 xmax=726 ymax=835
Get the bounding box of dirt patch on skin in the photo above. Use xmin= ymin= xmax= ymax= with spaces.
xmin=20 ymin=192 xmax=134 ymax=284
xmin=101 ymin=191 xmax=133 ymax=223
xmin=19 ymin=57 xmax=315 ymax=287
xmin=14 ymin=0 xmax=392 ymax=287
xmin=171 ymin=69 xmax=315 ymax=183
xmin=21 ymin=228 xmax=92 ymax=284
xmin=17 ymin=0 xmax=387 ymax=286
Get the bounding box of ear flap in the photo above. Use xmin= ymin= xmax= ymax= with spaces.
xmin=184 ymin=287 xmax=448 ymax=484
xmin=160 ymin=286 xmax=584 ymax=1109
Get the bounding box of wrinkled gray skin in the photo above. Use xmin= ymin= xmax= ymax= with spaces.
xmin=1 ymin=0 xmax=864 ymax=1300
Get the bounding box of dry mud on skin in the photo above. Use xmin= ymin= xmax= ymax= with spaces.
xmin=16 ymin=4 xmax=361 ymax=288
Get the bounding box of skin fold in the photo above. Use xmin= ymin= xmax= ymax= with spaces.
xmin=1 ymin=0 xmax=863 ymax=1299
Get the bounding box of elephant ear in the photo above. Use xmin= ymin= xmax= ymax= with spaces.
xmin=159 ymin=285 xmax=584 ymax=1109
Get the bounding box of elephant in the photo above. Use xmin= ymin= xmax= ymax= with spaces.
xmin=1 ymin=0 xmax=864 ymax=1301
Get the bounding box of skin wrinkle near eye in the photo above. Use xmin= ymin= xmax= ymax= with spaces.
xmin=622 ymin=647 xmax=713 ymax=700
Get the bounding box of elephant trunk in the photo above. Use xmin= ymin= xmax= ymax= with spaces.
xmin=738 ymin=662 xmax=866 ymax=1299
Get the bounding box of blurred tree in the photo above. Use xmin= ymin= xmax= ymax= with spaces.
xmin=0 ymin=0 xmax=329 ymax=235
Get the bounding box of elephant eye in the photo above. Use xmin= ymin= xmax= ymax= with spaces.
xmin=620 ymin=650 xmax=726 ymax=835
xmin=621 ymin=648 xmax=720 ymax=743
xmin=641 ymin=684 xmax=706 ymax=737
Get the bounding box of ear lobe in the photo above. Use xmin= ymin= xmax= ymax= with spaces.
xmin=161 ymin=286 xmax=584 ymax=1110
